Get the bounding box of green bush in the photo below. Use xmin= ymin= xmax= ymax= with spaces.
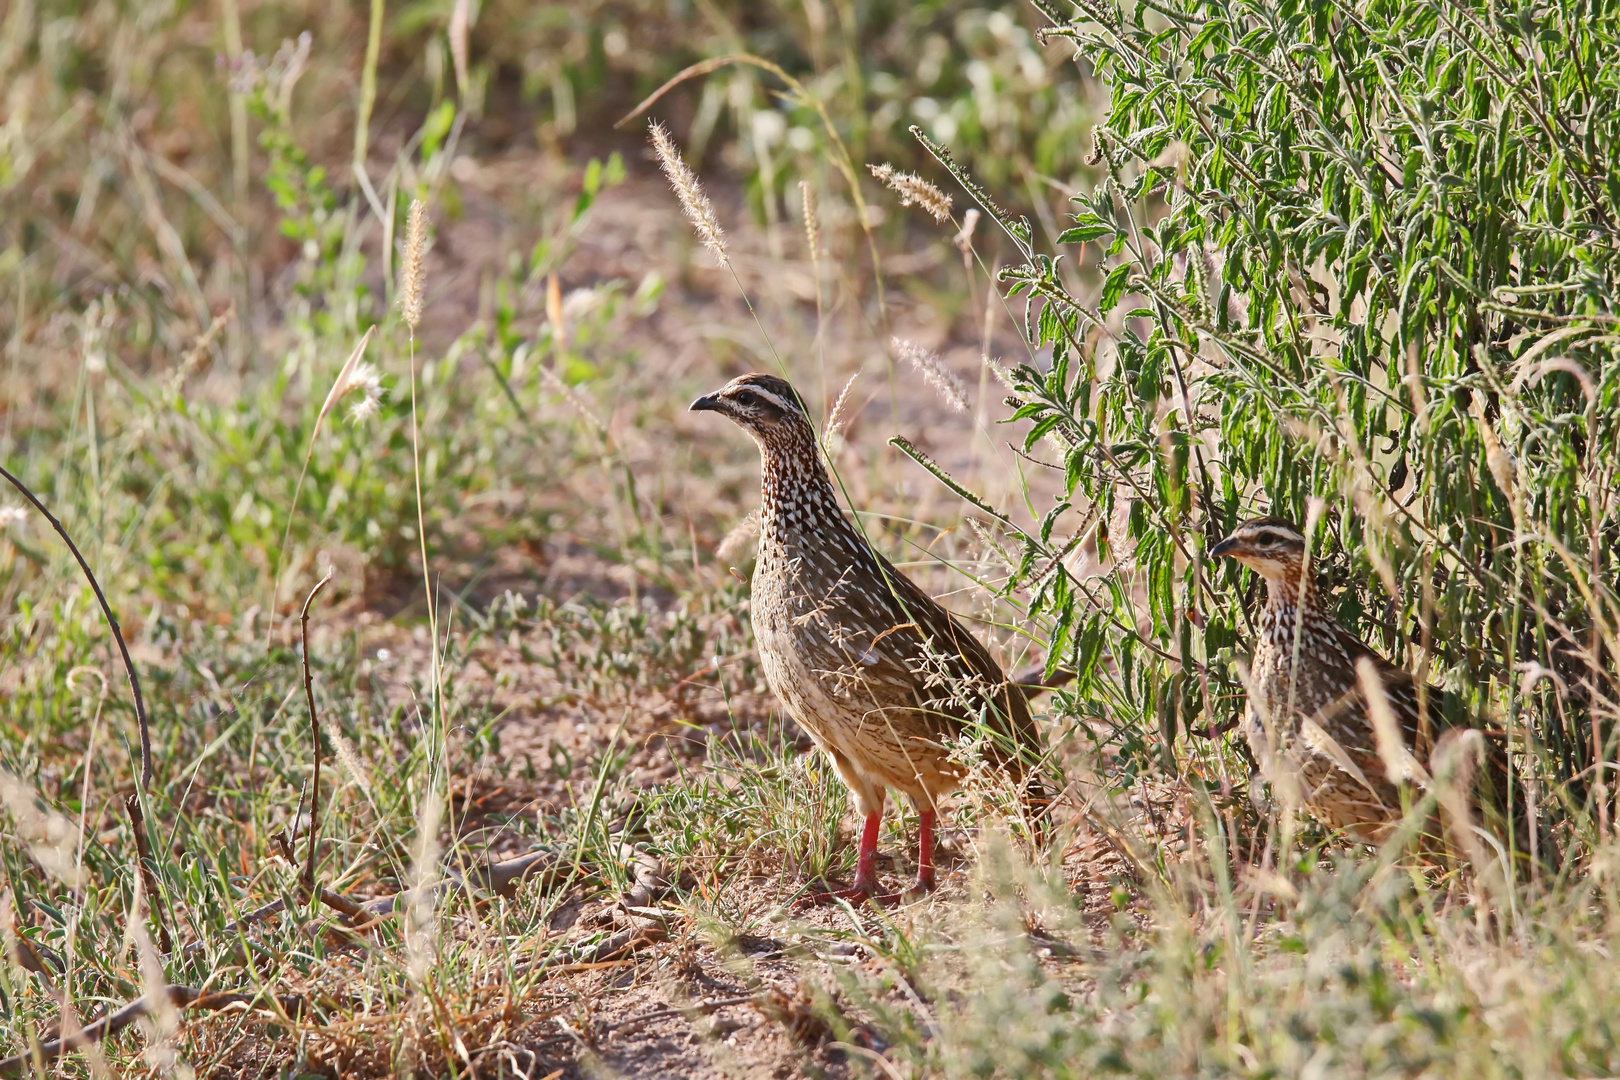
xmin=925 ymin=0 xmax=1618 ymax=841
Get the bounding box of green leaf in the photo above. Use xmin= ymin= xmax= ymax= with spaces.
xmin=1057 ymin=224 xmax=1116 ymax=244
xmin=1100 ymin=264 xmax=1134 ymax=310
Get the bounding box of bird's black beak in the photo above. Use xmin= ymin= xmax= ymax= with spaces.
xmin=1209 ymin=535 xmax=1240 ymax=559
xmin=689 ymin=393 xmax=725 ymax=413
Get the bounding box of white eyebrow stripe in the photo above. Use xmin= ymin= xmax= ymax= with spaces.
xmin=730 ymin=384 xmax=799 ymax=413
xmin=1243 ymin=523 xmax=1304 ymax=544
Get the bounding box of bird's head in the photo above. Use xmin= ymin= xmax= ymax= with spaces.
xmin=689 ymin=373 xmax=814 ymax=447
xmin=1210 ymin=516 xmax=1309 ymax=583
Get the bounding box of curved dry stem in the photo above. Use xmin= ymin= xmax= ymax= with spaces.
xmin=0 ymin=463 xmax=152 ymax=790
xmin=300 ymin=567 xmax=335 ymax=893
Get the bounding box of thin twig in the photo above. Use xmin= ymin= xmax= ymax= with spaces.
xmin=300 ymin=568 xmax=334 ymax=894
xmin=123 ymin=793 xmax=173 ymax=954
xmin=272 ymin=829 xmax=362 ymax=926
xmin=0 ymin=464 xmax=152 ymax=789
xmin=519 ymin=924 xmax=664 ymax=977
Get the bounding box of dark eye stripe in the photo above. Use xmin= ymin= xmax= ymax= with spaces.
xmin=732 ymin=386 xmax=798 ymax=413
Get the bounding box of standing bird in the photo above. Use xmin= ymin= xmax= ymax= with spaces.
xmin=691 ymin=373 xmax=1048 ymax=901
xmin=1212 ymin=516 xmax=1474 ymax=840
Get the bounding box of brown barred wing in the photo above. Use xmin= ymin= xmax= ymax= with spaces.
xmin=857 ymin=551 xmax=1046 ymax=779
xmin=1330 ymin=626 xmax=1444 ymax=751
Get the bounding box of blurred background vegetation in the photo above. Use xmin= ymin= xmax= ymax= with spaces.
xmin=0 ymin=0 xmax=1094 ymax=609
xmin=1 ymin=0 xmax=1092 ymax=339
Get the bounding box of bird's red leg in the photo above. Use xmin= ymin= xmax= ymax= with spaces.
xmin=850 ymin=811 xmax=883 ymax=894
xmin=909 ymin=808 xmax=937 ymax=894
xmin=797 ymin=812 xmax=883 ymax=906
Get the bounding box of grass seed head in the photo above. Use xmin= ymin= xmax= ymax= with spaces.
xmin=650 ymin=120 xmax=729 ymax=265
xmin=317 ymin=325 xmax=379 ymax=429
xmin=894 ymin=337 xmax=968 ymax=413
xmin=800 ymin=180 xmax=821 ymax=265
xmin=869 ymin=162 xmax=953 ymax=222
xmin=985 ymin=357 xmax=1017 ymax=391
xmin=825 ymin=371 xmax=860 ymax=438
xmin=323 ymin=716 xmax=375 ymax=801
xmin=448 ymin=0 xmax=471 ymax=94
xmin=344 ymin=362 xmax=386 ymax=422
xmin=406 ymin=787 xmax=444 ymax=985
xmin=400 ymin=199 xmax=429 ymax=331
xmin=716 ymin=508 xmax=761 ymax=565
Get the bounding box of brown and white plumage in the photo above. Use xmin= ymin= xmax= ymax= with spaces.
xmin=1213 ymin=516 xmax=1439 ymax=840
xmin=692 ymin=373 xmax=1045 ymax=898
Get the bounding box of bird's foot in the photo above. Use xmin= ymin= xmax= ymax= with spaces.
xmin=906 ymin=869 xmax=936 ymax=896
xmin=794 ymin=874 xmax=934 ymax=910
xmin=794 ymin=873 xmax=889 ymax=909
xmin=795 ymin=886 xmax=878 ymax=909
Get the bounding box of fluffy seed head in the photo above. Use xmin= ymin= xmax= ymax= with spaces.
xmin=716 ymin=508 xmax=761 ymax=565
xmin=825 ymin=371 xmax=860 ymax=438
xmin=400 ymin=199 xmax=429 ymax=331
xmin=323 ymin=716 xmax=374 ymax=798
xmin=405 ymin=786 xmax=443 ymax=985
xmin=869 ymin=162 xmax=953 ymax=222
xmin=650 ymin=121 xmax=729 ymax=265
xmin=894 ymin=338 xmax=968 ymax=413
xmin=344 ymin=363 xmax=386 ymax=422
xmin=332 ymin=358 xmax=380 ymax=398
xmin=317 ymin=325 xmax=378 ymax=429
xmin=985 ymin=357 xmax=1017 ymax=391
xmin=800 ymin=181 xmax=822 ymax=265
xmin=0 ymin=505 xmax=25 ymax=531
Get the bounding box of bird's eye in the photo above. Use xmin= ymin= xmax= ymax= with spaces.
xmin=733 ymin=390 xmax=757 ymax=407
xmin=1256 ymin=530 xmax=1278 ymax=545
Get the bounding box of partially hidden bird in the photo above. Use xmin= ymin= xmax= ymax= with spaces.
xmin=1212 ymin=516 xmax=1501 ymax=842
xmin=691 ymin=373 xmax=1049 ymax=901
